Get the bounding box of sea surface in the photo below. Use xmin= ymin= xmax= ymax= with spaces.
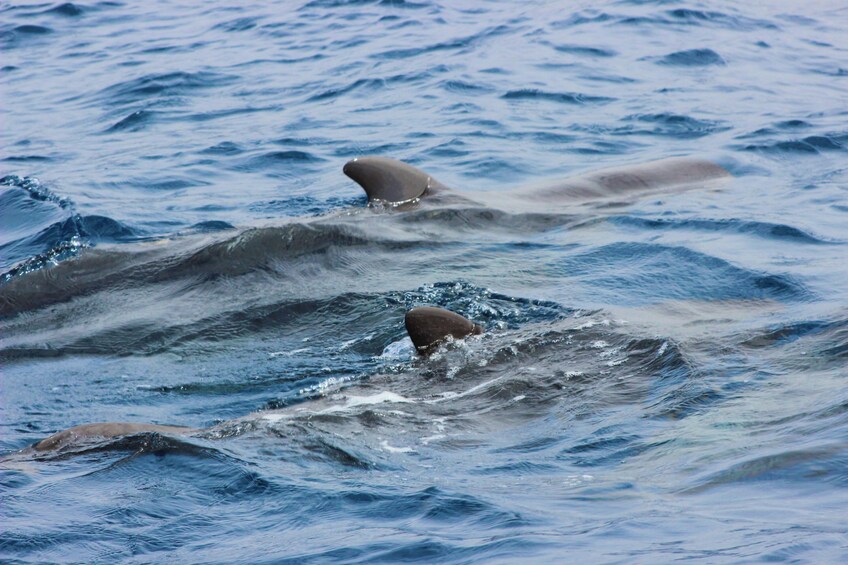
xmin=2 ymin=0 xmax=847 ymax=562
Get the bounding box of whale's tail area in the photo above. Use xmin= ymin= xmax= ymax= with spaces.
xmin=343 ymin=156 xmax=439 ymax=204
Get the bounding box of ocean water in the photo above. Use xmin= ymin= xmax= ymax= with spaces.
xmin=1 ymin=0 xmax=847 ymax=562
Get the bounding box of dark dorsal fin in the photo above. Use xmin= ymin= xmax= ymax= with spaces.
xmin=343 ymin=156 xmax=433 ymax=204
xmin=405 ymin=306 xmax=483 ymax=354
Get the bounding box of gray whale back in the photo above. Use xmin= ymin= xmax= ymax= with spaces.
xmin=523 ymin=156 xmax=731 ymax=201
xmin=343 ymin=155 xmax=730 ymax=206
xmin=33 ymin=422 xmax=195 ymax=452
xmin=24 ymin=307 xmax=483 ymax=454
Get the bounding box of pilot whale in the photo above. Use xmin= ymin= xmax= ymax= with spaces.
xmin=0 ymin=155 xmax=730 ymax=319
xmin=18 ymin=307 xmax=482 ymax=455
xmin=32 ymin=422 xmax=197 ymax=452
xmin=343 ymin=155 xmax=730 ymax=208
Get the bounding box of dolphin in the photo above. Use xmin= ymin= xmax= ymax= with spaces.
xmin=343 ymin=155 xmax=730 ymax=208
xmin=15 ymin=307 xmax=482 ymax=455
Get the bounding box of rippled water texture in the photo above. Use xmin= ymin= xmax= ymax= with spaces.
xmin=2 ymin=1 xmax=848 ymax=563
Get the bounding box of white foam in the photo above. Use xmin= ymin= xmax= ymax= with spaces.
xmin=318 ymin=391 xmax=412 ymax=414
xmin=261 ymin=413 xmax=291 ymax=424
xmin=298 ymin=375 xmax=354 ymax=396
xmin=379 ymin=337 xmax=415 ymax=360
xmin=269 ymin=347 xmax=310 ymax=358
xmin=563 ymin=474 xmax=595 ymax=487
xmin=344 ymin=391 xmax=411 ymax=407
xmin=340 ymin=334 xmax=372 ymax=350
xmin=423 ymin=376 xmax=503 ymax=404
xmin=380 ymin=440 xmax=415 ymax=453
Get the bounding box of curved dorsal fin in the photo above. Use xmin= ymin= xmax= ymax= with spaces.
xmin=343 ymin=156 xmax=433 ymax=204
xmin=405 ymin=306 xmax=483 ymax=354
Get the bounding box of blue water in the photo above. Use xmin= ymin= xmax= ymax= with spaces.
xmin=2 ymin=0 xmax=848 ymax=562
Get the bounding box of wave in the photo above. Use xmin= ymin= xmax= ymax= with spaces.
xmin=610 ymin=216 xmax=831 ymax=244
xmin=244 ymin=150 xmax=326 ymax=168
xmin=307 ymin=77 xmax=390 ymax=102
xmin=571 ymin=113 xmax=729 ymax=139
xmin=0 ymin=276 xmax=565 ymax=359
xmin=737 ymin=119 xmax=813 ymax=138
xmin=0 ymin=23 xmax=53 ymax=48
xmin=373 ymin=24 xmax=513 ymax=60
xmin=739 ymin=133 xmax=847 ymax=155
xmin=552 ymin=43 xmax=617 ymax=58
xmin=105 ymin=109 xmax=161 ymax=132
xmin=0 ymin=200 xmax=812 ymax=363
xmin=2 ymin=153 xmax=52 ymax=162
xmin=662 ymin=8 xmax=778 ymax=30
xmin=0 ymin=221 xmax=374 ymax=315
xmin=97 ymin=71 xmax=240 ymax=106
xmin=249 ymin=195 xmax=364 ymax=217
xmin=686 ymin=443 xmax=848 ymax=493
xmin=553 ymin=8 xmax=776 ymax=31
xmin=1 ymin=174 xmax=72 ymax=209
xmin=653 ymin=48 xmax=726 ymax=67
xmin=741 ymin=313 xmax=848 ymax=365
xmin=555 ymin=242 xmax=808 ymax=305
xmin=212 ymin=16 xmax=260 ymax=33
xmin=1 ymin=176 xmax=142 ymax=276
xmin=0 ymin=201 xmax=588 ymax=316
xmin=620 ymin=113 xmax=729 ymax=138
xmin=42 ymin=3 xmax=86 ymax=17
xmin=7 ymin=24 xmax=53 ymax=34
xmin=502 ymin=89 xmax=615 ymax=105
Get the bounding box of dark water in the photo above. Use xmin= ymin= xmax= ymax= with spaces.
xmin=2 ymin=0 xmax=848 ymax=562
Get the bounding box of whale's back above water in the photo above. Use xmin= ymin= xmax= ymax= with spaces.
xmin=344 ymin=155 xmax=730 ymax=206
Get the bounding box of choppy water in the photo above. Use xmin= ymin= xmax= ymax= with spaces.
xmin=2 ymin=0 xmax=848 ymax=562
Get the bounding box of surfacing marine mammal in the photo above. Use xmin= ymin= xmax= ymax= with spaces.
xmin=343 ymin=155 xmax=730 ymax=207
xmin=21 ymin=307 xmax=482 ymax=455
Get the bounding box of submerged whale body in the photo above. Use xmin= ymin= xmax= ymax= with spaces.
xmin=33 ymin=422 xmax=196 ymax=452
xmin=20 ymin=307 xmax=483 ymax=454
xmin=344 ymin=155 xmax=730 ymax=206
xmin=0 ymin=154 xmax=729 ymax=319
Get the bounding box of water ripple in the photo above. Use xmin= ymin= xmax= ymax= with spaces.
xmin=98 ymin=71 xmax=240 ymax=105
xmin=502 ymin=89 xmax=615 ymax=104
xmin=653 ymin=48 xmax=726 ymax=67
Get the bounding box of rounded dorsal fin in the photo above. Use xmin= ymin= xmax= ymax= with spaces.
xmin=343 ymin=156 xmax=433 ymax=204
xmin=404 ymin=306 xmax=483 ymax=353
